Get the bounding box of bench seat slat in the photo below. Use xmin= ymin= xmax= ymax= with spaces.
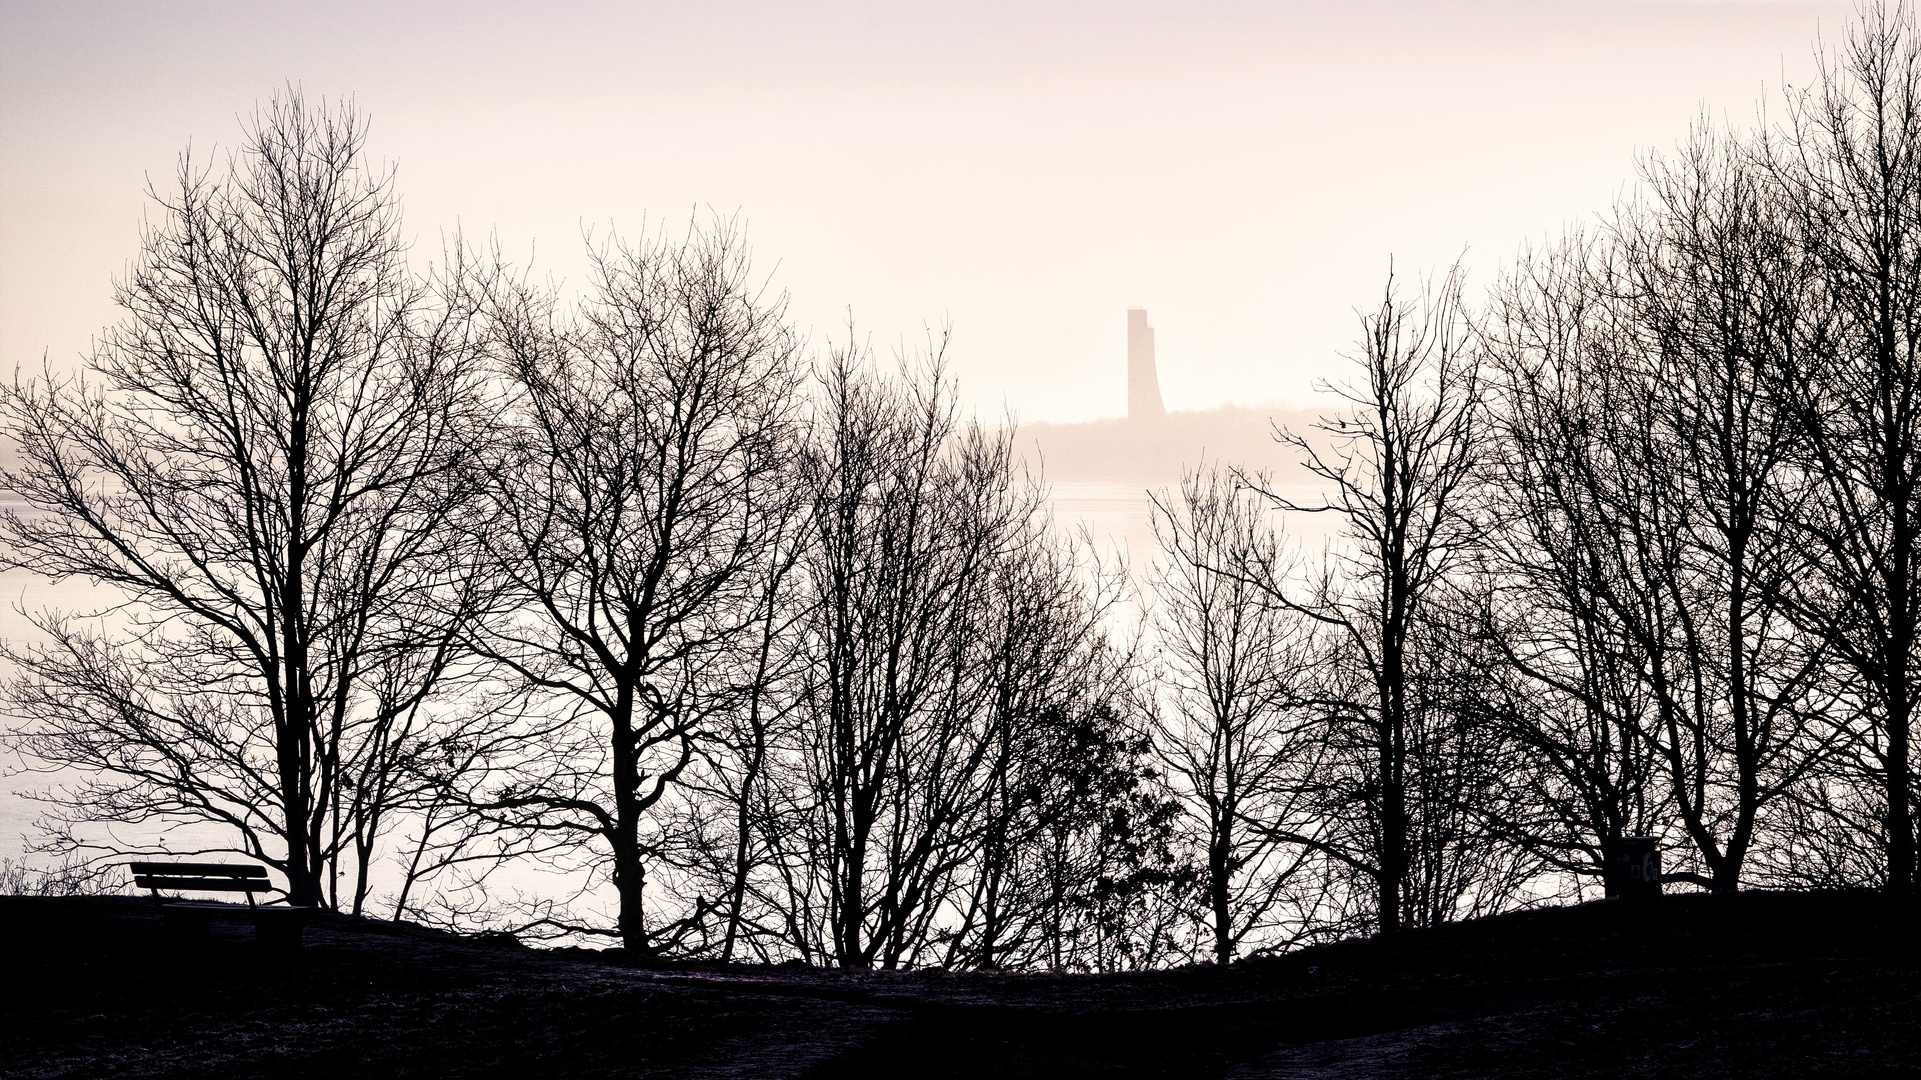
xmin=128 ymin=862 xmax=268 ymax=878
xmin=134 ymin=876 xmax=271 ymax=892
xmin=162 ymin=901 xmax=311 ymax=912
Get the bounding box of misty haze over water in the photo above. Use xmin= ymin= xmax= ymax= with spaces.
xmin=1 ymin=463 xmax=1340 ymax=871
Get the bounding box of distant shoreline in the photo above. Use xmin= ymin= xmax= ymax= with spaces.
xmin=1019 ymin=404 xmax=1328 ymax=485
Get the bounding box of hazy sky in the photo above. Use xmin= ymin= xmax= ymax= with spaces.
xmin=0 ymin=0 xmax=1851 ymax=423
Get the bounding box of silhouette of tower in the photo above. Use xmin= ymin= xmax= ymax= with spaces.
xmin=1127 ymin=308 xmax=1166 ymax=420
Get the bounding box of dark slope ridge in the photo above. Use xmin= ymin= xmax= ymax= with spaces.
xmin=2 ymin=891 xmax=1916 ymax=1079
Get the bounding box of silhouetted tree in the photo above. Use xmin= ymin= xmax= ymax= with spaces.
xmin=1477 ymin=235 xmax=1672 ymax=895
xmin=935 ymin=532 xmax=1164 ymax=971
xmin=1625 ymin=133 xmax=1828 ymax=893
xmin=1480 ymin=145 xmax=1830 ymax=894
xmin=1149 ymin=465 xmax=1324 ymax=962
xmin=470 ymin=221 xmax=803 ymax=952
xmin=780 ymin=341 xmax=1035 ymax=968
xmin=0 ymin=92 xmax=492 ymax=911
xmin=976 ymin=699 xmax=1197 ymax=973
xmin=1244 ymin=266 xmax=1484 ymax=934
xmin=745 ymin=340 xmax=1159 ymax=969
xmin=646 ymin=486 xmax=811 ymax=962
xmin=1766 ymin=5 xmax=1921 ymax=897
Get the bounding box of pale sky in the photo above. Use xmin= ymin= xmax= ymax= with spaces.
xmin=0 ymin=0 xmax=1850 ymax=423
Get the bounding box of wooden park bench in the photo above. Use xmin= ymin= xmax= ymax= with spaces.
xmin=129 ymin=861 xmax=312 ymax=950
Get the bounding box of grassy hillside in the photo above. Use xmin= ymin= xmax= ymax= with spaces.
xmin=3 ymin=891 xmax=1915 ymax=1078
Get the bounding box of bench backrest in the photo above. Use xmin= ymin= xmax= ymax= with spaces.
xmin=128 ymin=861 xmax=272 ymax=899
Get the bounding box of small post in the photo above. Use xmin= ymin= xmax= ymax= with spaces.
xmin=1619 ymin=836 xmax=1662 ymax=898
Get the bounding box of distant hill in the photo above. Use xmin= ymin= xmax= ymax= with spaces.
xmin=1019 ymin=404 xmax=1333 ymax=486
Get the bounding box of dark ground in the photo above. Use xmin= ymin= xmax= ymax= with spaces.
xmin=2 ymin=892 xmax=1917 ymax=1079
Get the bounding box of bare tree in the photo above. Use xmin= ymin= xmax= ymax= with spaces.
xmin=1477 ymin=235 xmax=1672 ymax=895
xmin=1616 ymin=133 xmax=1829 ymax=893
xmin=1243 ymin=265 xmax=1485 ymax=934
xmin=1766 ymin=4 xmax=1921 ymax=897
xmin=659 ymin=375 xmax=1185 ymax=971
xmin=0 ymin=92 xmax=491 ymax=910
xmin=755 ymin=339 xmax=1156 ymax=969
xmin=1480 ymin=147 xmax=1830 ymax=896
xmin=1149 ymin=465 xmax=1322 ymax=963
xmin=783 ymin=340 xmax=1034 ymax=968
xmin=936 ymin=523 xmax=1153 ymax=971
xmin=470 ymin=220 xmax=803 ymax=952
xmin=651 ymin=489 xmax=812 ymax=962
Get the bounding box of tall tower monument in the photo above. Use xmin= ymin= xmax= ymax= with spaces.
xmin=1127 ymin=308 xmax=1166 ymax=420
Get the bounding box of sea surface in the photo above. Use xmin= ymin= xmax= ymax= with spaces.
xmin=1048 ymin=478 xmax=1341 ymax=569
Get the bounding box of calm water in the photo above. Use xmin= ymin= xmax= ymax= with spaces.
xmin=1048 ymin=479 xmax=1341 ymax=570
